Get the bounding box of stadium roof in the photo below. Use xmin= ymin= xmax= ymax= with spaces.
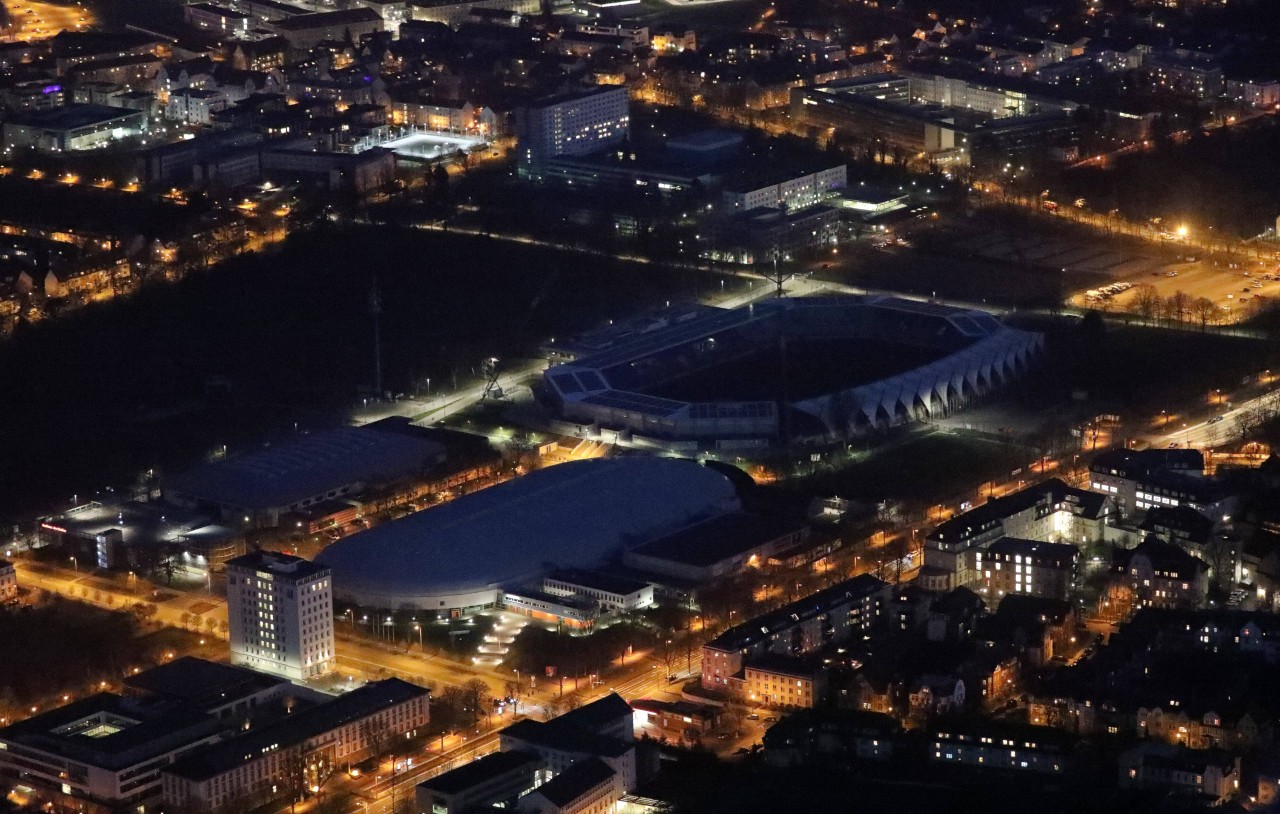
xmin=628 ymin=512 xmax=805 ymax=568
xmin=316 ymin=458 xmax=740 ymax=607
xmin=162 ymin=420 xmax=444 ymax=511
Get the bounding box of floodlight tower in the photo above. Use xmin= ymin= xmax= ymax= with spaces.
xmin=761 ymin=243 xmax=789 ymax=299
xmin=481 ymin=357 xmax=502 ymax=400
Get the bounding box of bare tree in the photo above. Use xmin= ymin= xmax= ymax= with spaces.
xmin=1130 ymin=284 xmax=1161 ymax=322
xmin=462 ymin=678 xmax=491 ymax=727
xmin=504 ymin=432 xmax=541 ymax=472
xmin=152 ymin=543 xmax=184 ymax=585
xmin=503 ymin=680 xmax=522 ymax=715
xmin=1165 ymin=290 xmax=1191 ymax=326
xmin=1201 ymin=537 xmax=1237 ymax=590
xmin=658 ymin=638 xmax=678 ymax=679
xmin=280 ymin=747 xmax=311 ymax=814
xmin=542 ymin=696 xmax=563 ymax=721
xmin=359 ymin=718 xmax=393 ymax=765
xmin=1191 ymin=297 xmax=1218 ymax=330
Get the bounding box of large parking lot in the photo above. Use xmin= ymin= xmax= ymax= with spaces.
xmin=1073 ymin=256 xmax=1280 ymax=320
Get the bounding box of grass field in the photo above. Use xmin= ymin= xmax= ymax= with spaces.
xmin=778 ymin=431 xmax=1023 ymax=507
xmin=0 ymin=225 xmax=701 ymax=518
xmin=1015 ymin=316 xmax=1280 ymax=417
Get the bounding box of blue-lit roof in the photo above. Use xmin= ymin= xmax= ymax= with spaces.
xmin=316 ymin=457 xmax=740 ymax=606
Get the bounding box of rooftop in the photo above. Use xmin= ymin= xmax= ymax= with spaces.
xmin=930 ymin=478 xmax=1107 ymax=544
xmin=533 ymin=758 xmax=616 ymax=808
xmin=273 ymin=7 xmax=382 ymax=30
xmin=557 ymin=692 xmax=631 ymax=734
xmin=162 ymin=419 xmax=444 ymax=511
xmin=0 ymin=693 xmax=220 ymax=771
xmin=40 ymin=500 xmax=236 ymax=549
xmin=983 ymin=537 xmax=1079 ymax=566
xmin=166 ymin=679 xmax=426 ymax=782
xmin=123 ymin=657 xmax=287 ymax=712
xmin=544 ymin=569 xmax=651 ymax=597
xmin=316 ymin=458 xmax=739 ymax=604
xmin=417 ymin=750 xmax=541 ymax=795
xmin=744 ymin=653 xmax=821 ymax=679
xmin=227 ymin=550 xmax=328 ymax=580
xmin=10 ymin=103 xmax=144 ymax=131
xmin=628 ymin=512 xmax=804 ymax=568
xmin=706 ymin=574 xmax=886 ymax=653
xmin=501 ymin=719 xmax=631 ymax=759
xmin=1091 ymin=448 xmax=1205 ymax=479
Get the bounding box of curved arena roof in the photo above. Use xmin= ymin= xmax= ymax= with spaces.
xmin=316 ymin=457 xmax=740 ymax=610
xmin=542 ymin=294 xmax=1043 ymax=440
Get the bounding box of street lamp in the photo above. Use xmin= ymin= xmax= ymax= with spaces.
xmin=69 ymin=555 xmax=77 ymax=573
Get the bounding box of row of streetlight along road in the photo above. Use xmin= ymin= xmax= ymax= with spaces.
xmin=1152 ymin=386 xmax=1280 ymax=450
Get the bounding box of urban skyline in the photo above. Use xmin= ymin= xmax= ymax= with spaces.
xmin=1 ymin=0 xmax=1280 ymax=812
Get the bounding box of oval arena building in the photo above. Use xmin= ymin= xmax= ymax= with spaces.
xmin=315 ymin=457 xmax=740 ymax=614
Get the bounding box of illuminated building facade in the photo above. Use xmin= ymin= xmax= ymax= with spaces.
xmin=515 ymin=86 xmax=629 ymax=175
xmin=227 ymin=551 xmax=334 ymax=681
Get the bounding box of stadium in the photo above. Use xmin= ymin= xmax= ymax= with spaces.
xmin=542 ymin=295 xmax=1044 ymax=444
xmin=314 ymin=457 xmax=740 ymax=614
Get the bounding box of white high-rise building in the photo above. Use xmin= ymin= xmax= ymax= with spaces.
xmin=226 ymin=550 xmax=335 ymax=681
xmin=516 ymin=86 xmax=630 ymax=173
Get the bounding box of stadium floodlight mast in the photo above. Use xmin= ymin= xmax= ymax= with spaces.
xmin=762 ymin=243 xmax=789 ymax=298
xmin=481 ymin=357 xmax=502 ymax=400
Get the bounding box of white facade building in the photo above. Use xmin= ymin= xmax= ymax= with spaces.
xmin=516 ymin=86 xmax=629 ymax=171
xmin=227 ymin=551 xmax=334 ymax=681
xmin=722 ymin=164 xmax=848 ymax=212
xmin=0 ymin=559 xmax=16 ymax=603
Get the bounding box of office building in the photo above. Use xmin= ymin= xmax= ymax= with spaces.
xmin=270 ymin=8 xmax=384 ymax=51
xmin=184 ymin=2 xmax=252 ymax=36
xmin=541 ymin=570 xmax=654 ymax=613
xmin=721 ymin=164 xmax=847 ymax=212
xmin=519 ymin=757 xmax=622 ymax=814
xmin=0 ymin=694 xmax=223 ymax=814
xmin=227 ymin=550 xmax=334 ymax=681
xmin=1089 ymin=448 xmax=1234 ymax=521
xmin=3 ymin=104 xmax=147 ymax=153
xmin=416 ymin=751 xmax=545 ymax=814
xmin=516 ymin=86 xmax=629 ymax=174
xmin=409 ymin=0 xmax=539 ymax=27
xmin=0 ymin=559 xmax=15 ymax=603
xmin=162 ymin=678 xmax=429 ymax=810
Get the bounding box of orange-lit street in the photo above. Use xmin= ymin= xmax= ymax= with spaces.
xmin=2 ymin=0 xmax=91 ymax=41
